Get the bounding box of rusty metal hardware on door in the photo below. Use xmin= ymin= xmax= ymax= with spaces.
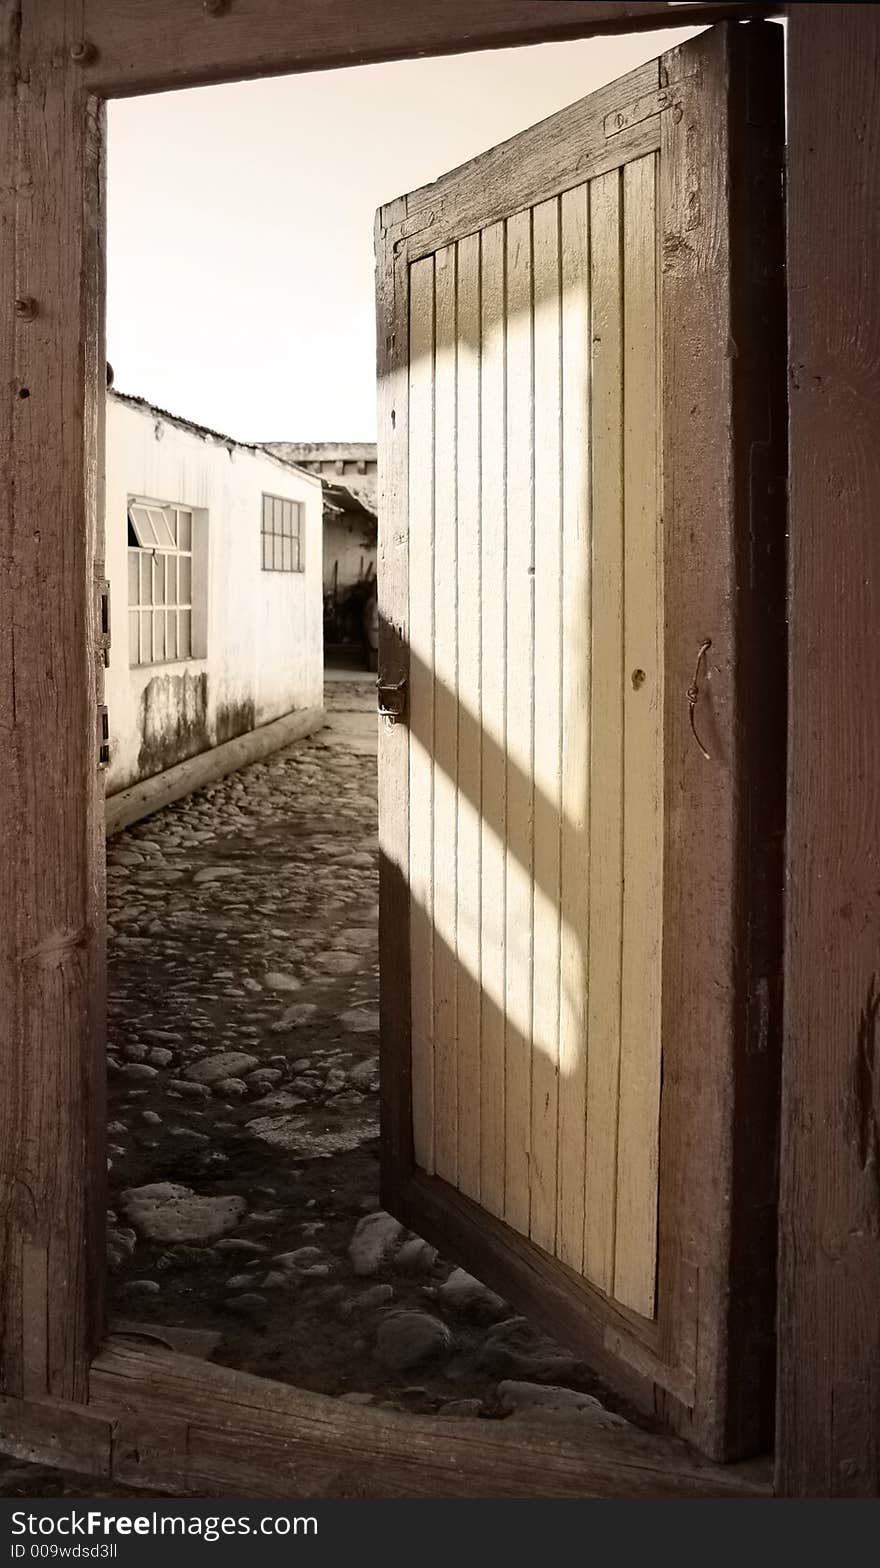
xmin=687 ymin=639 xmax=712 ymax=761
xmin=377 ymin=678 xmax=407 ymax=725
xmin=97 ymin=578 xmax=111 ymax=668
xmin=97 ymin=705 xmax=110 ymax=769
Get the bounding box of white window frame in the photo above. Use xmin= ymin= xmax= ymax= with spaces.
xmin=261 ymin=492 xmax=304 ymax=573
xmin=128 ymin=500 xmax=195 ymax=666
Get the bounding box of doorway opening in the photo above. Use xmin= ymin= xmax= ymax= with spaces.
xmin=76 ymin=9 xmax=790 ymax=1488
xmin=100 ymin=26 xmax=705 ymax=1438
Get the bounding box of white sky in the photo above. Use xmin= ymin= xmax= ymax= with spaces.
xmin=107 ymin=26 xmax=694 ymax=445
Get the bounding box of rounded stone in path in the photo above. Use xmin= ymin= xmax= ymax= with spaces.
xmin=348 ymin=1211 xmax=405 ymax=1277
xmin=119 ymin=1062 xmax=159 ymax=1083
xmin=393 ymin=1237 xmax=438 ymax=1276
xmin=316 ymin=951 xmax=361 ymax=975
xmin=435 ymin=1267 xmax=507 ymax=1320
xmin=169 ymin=1079 xmax=212 ymax=1101
xmin=271 ymin=1002 xmax=317 ymax=1032
xmin=497 ymin=1381 xmax=630 ymax=1430
xmin=339 ymin=1008 xmax=380 ymax=1034
xmin=337 ymin=929 xmax=377 ymax=951
xmin=348 ymin=1056 xmax=379 ymax=1089
xmin=215 ymin=1077 xmax=249 ymax=1099
xmin=193 ymin=866 xmax=242 ymax=883
xmin=123 ymin=1279 xmax=161 ymax=1297
xmin=247 ymin=1113 xmax=376 ymax=1158
xmin=184 ymin=1052 xmax=260 ymax=1085
xmin=120 ymin=1183 xmax=248 ymax=1245
xmin=264 ymin=972 xmax=301 ymax=993
xmin=247 ymin=1069 xmax=284 ymax=1093
xmin=375 ymin=1311 xmax=452 ymax=1372
xmin=347 ymin=1283 xmax=394 ymax=1315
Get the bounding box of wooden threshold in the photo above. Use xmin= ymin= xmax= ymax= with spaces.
xmin=0 ymin=1336 xmax=772 ymax=1498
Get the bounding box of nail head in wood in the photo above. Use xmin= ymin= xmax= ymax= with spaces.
xmin=69 ymin=40 xmax=97 ymax=65
xmin=14 ymin=296 xmax=38 ymax=323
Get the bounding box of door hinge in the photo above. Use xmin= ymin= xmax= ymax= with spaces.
xmin=96 ymin=576 xmax=111 ymax=667
xmin=377 ymin=677 xmax=407 ymax=725
xmin=97 ymin=704 xmax=110 ymax=769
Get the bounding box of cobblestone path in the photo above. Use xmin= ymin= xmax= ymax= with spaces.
xmin=0 ymin=677 xmax=639 ymax=1495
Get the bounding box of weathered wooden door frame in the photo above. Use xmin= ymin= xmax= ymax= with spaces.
xmin=378 ymin=20 xmax=786 ymax=1464
xmin=1 ymin=0 xmax=873 ymax=1499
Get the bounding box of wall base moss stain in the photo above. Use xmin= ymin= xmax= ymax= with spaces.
xmin=137 ymin=670 xmax=209 ymax=781
xmin=137 ymin=675 xmax=264 ymax=782
xmin=215 ymin=697 xmax=257 ymax=748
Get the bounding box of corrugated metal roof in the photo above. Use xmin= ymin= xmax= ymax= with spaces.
xmin=322 ymin=481 xmax=377 ymax=521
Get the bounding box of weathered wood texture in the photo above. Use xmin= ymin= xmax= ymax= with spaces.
xmin=399 ymin=153 xmax=665 ymax=1312
xmin=0 ymin=4 xmax=106 ymax=1403
xmin=654 ymin=19 xmax=786 ymax=1461
xmin=0 ymin=1334 xmax=769 ymax=1497
xmin=80 ymin=1 xmax=773 ymax=98
xmin=376 ymin=197 xmax=415 ymax=1206
xmin=379 ymin=23 xmax=786 ymax=1463
xmin=85 ymin=1337 xmax=771 ymax=1498
xmin=778 ymin=3 xmax=880 ymax=1499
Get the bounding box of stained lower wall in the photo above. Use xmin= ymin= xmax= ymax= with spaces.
xmin=105 ymin=395 xmax=324 ymax=793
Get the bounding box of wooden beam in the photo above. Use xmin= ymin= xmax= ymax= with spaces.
xmin=80 ymin=0 xmax=773 ymax=98
xmin=0 ymin=4 xmax=106 ymax=1401
xmin=0 ymin=1395 xmax=112 ymax=1481
xmin=778 ymin=3 xmax=880 ymax=1498
xmin=85 ymin=1336 xmax=771 ymax=1498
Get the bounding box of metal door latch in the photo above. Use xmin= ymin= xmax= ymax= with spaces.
xmin=97 ymin=704 xmax=110 ymax=769
xmin=377 ymin=677 xmax=407 ymax=725
xmin=96 ymin=577 xmax=111 ymax=667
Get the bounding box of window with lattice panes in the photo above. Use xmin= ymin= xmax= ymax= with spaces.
xmin=261 ymin=493 xmax=304 ymax=573
xmin=127 ymin=501 xmax=195 ymax=666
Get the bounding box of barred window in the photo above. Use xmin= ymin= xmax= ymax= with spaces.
xmin=127 ymin=501 xmax=194 ymax=666
xmin=262 ymin=493 xmax=304 ymax=573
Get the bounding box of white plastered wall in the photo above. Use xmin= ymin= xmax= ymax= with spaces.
xmin=323 ymin=513 xmax=377 ymax=596
xmin=104 ymin=395 xmax=323 ymax=792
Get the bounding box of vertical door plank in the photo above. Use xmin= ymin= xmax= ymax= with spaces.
xmin=432 ymin=244 xmax=459 ymax=1185
xmin=376 ymin=196 xmax=413 ymax=1200
xmin=455 ymin=231 xmax=482 ymax=1201
xmin=503 ymin=208 xmax=535 ymax=1237
xmin=530 ymin=197 xmax=563 ymax=1255
xmin=780 ymin=5 xmax=880 ymax=1497
xmin=478 ymin=221 xmax=508 ymax=1220
xmin=614 ymin=152 xmax=662 ymax=1318
xmin=556 ymin=182 xmax=591 ymax=1274
xmin=407 ymin=256 xmax=436 ymax=1173
xmin=583 ymin=168 xmax=624 ymax=1294
xmin=0 ymin=10 xmax=107 ymax=1401
xmin=0 ymin=2 xmax=107 ymax=1401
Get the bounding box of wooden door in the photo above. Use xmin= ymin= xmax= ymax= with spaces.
xmin=376 ymin=21 xmax=785 ymax=1462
